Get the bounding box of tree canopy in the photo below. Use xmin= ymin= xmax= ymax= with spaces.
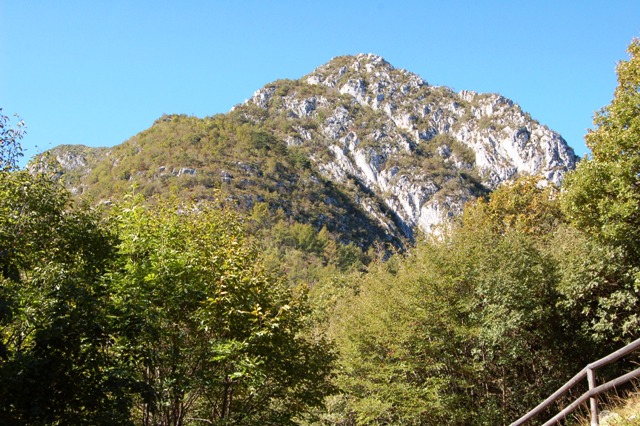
xmin=562 ymin=39 xmax=640 ymax=256
xmin=3 ymin=38 xmax=640 ymax=425
xmin=0 ymin=109 xmax=25 ymax=171
xmin=109 ymin=198 xmax=335 ymax=425
xmin=0 ymin=169 xmax=128 ymax=425
xmin=560 ymin=38 xmax=640 ymax=342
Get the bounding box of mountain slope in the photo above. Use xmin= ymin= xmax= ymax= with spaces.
xmin=36 ymin=53 xmax=577 ymax=245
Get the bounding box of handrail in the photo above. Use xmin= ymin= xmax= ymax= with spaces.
xmin=511 ymin=336 xmax=640 ymax=426
xmin=541 ymin=367 xmax=640 ymax=426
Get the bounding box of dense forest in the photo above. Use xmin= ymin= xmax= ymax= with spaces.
xmin=1 ymin=39 xmax=639 ymax=425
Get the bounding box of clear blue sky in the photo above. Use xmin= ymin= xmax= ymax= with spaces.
xmin=2 ymin=1 xmax=639 ymax=167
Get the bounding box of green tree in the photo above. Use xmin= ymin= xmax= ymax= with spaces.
xmin=560 ymin=38 xmax=640 ymax=342
xmin=0 ymin=170 xmax=132 ymax=425
xmin=329 ymin=244 xmax=476 ymax=425
xmin=110 ymin=198 xmax=335 ymax=425
xmin=562 ymin=38 xmax=640 ymax=255
xmin=0 ymin=109 xmax=26 ymax=171
xmin=461 ymin=176 xmax=563 ymax=239
xmin=325 ymin=179 xmax=585 ymax=425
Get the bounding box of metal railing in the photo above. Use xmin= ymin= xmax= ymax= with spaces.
xmin=511 ymin=337 xmax=640 ymax=426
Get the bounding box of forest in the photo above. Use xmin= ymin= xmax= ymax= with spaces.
xmin=1 ymin=39 xmax=639 ymax=425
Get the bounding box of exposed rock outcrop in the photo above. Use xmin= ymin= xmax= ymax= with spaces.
xmin=242 ymin=53 xmax=576 ymax=235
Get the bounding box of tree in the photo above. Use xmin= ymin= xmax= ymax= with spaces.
xmin=461 ymin=176 xmax=563 ymax=239
xmin=0 ymin=109 xmax=26 ymax=171
xmin=109 ymin=198 xmax=335 ymax=425
xmin=1 ymin=113 xmax=134 ymax=423
xmin=325 ymin=179 xmax=586 ymax=425
xmin=0 ymin=170 xmax=132 ymax=425
xmin=560 ymin=38 xmax=640 ymax=342
xmin=329 ymin=244 xmax=477 ymax=425
xmin=562 ymin=38 xmax=640 ymax=256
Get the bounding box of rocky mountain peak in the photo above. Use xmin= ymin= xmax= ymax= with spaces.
xmin=305 ymin=54 xmax=427 ymax=99
xmin=40 ymin=54 xmax=578 ymax=244
xmin=309 ymin=53 xmax=396 ymax=80
xmin=242 ymin=53 xmax=577 ymax=236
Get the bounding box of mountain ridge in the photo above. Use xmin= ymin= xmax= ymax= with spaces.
xmin=35 ymin=53 xmax=578 ymax=245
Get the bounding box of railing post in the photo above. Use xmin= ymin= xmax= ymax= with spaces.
xmin=587 ymin=367 xmax=599 ymax=426
xmin=512 ymin=337 xmax=640 ymax=425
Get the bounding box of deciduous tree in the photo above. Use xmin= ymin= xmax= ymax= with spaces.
xmin=560 ymin=38 xmax=640 ymax=342
xmin=110 ymin=198 xmax=335 ymax=425
xmin=0 ymin=109 xmax=25 ymax=171
xmin=0 ymin=170 xmax=131 ymax=425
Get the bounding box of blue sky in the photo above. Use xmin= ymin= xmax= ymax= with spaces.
xmin=2 ymin=1 xmax=639 ymax=167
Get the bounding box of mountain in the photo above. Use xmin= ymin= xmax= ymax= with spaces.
xmin=35 ymin=53 xmax=577 ymax=246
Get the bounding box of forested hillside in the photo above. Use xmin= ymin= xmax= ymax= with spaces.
xmin=1 ymin=39 xmax=639 ymax=425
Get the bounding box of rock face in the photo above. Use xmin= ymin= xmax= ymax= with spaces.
xmin=38 ymin=53 xmax=577 ymax=243
xmin=242 ymin=53 xmax=577 ymax=235
xmin=28 ymin=144 xmax=111 ymax=195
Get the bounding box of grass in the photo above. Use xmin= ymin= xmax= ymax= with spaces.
xmin=574 ymin=388 xmax=640 ymax=426
xmin=598 ymin=392 xmax=640 ymax=426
